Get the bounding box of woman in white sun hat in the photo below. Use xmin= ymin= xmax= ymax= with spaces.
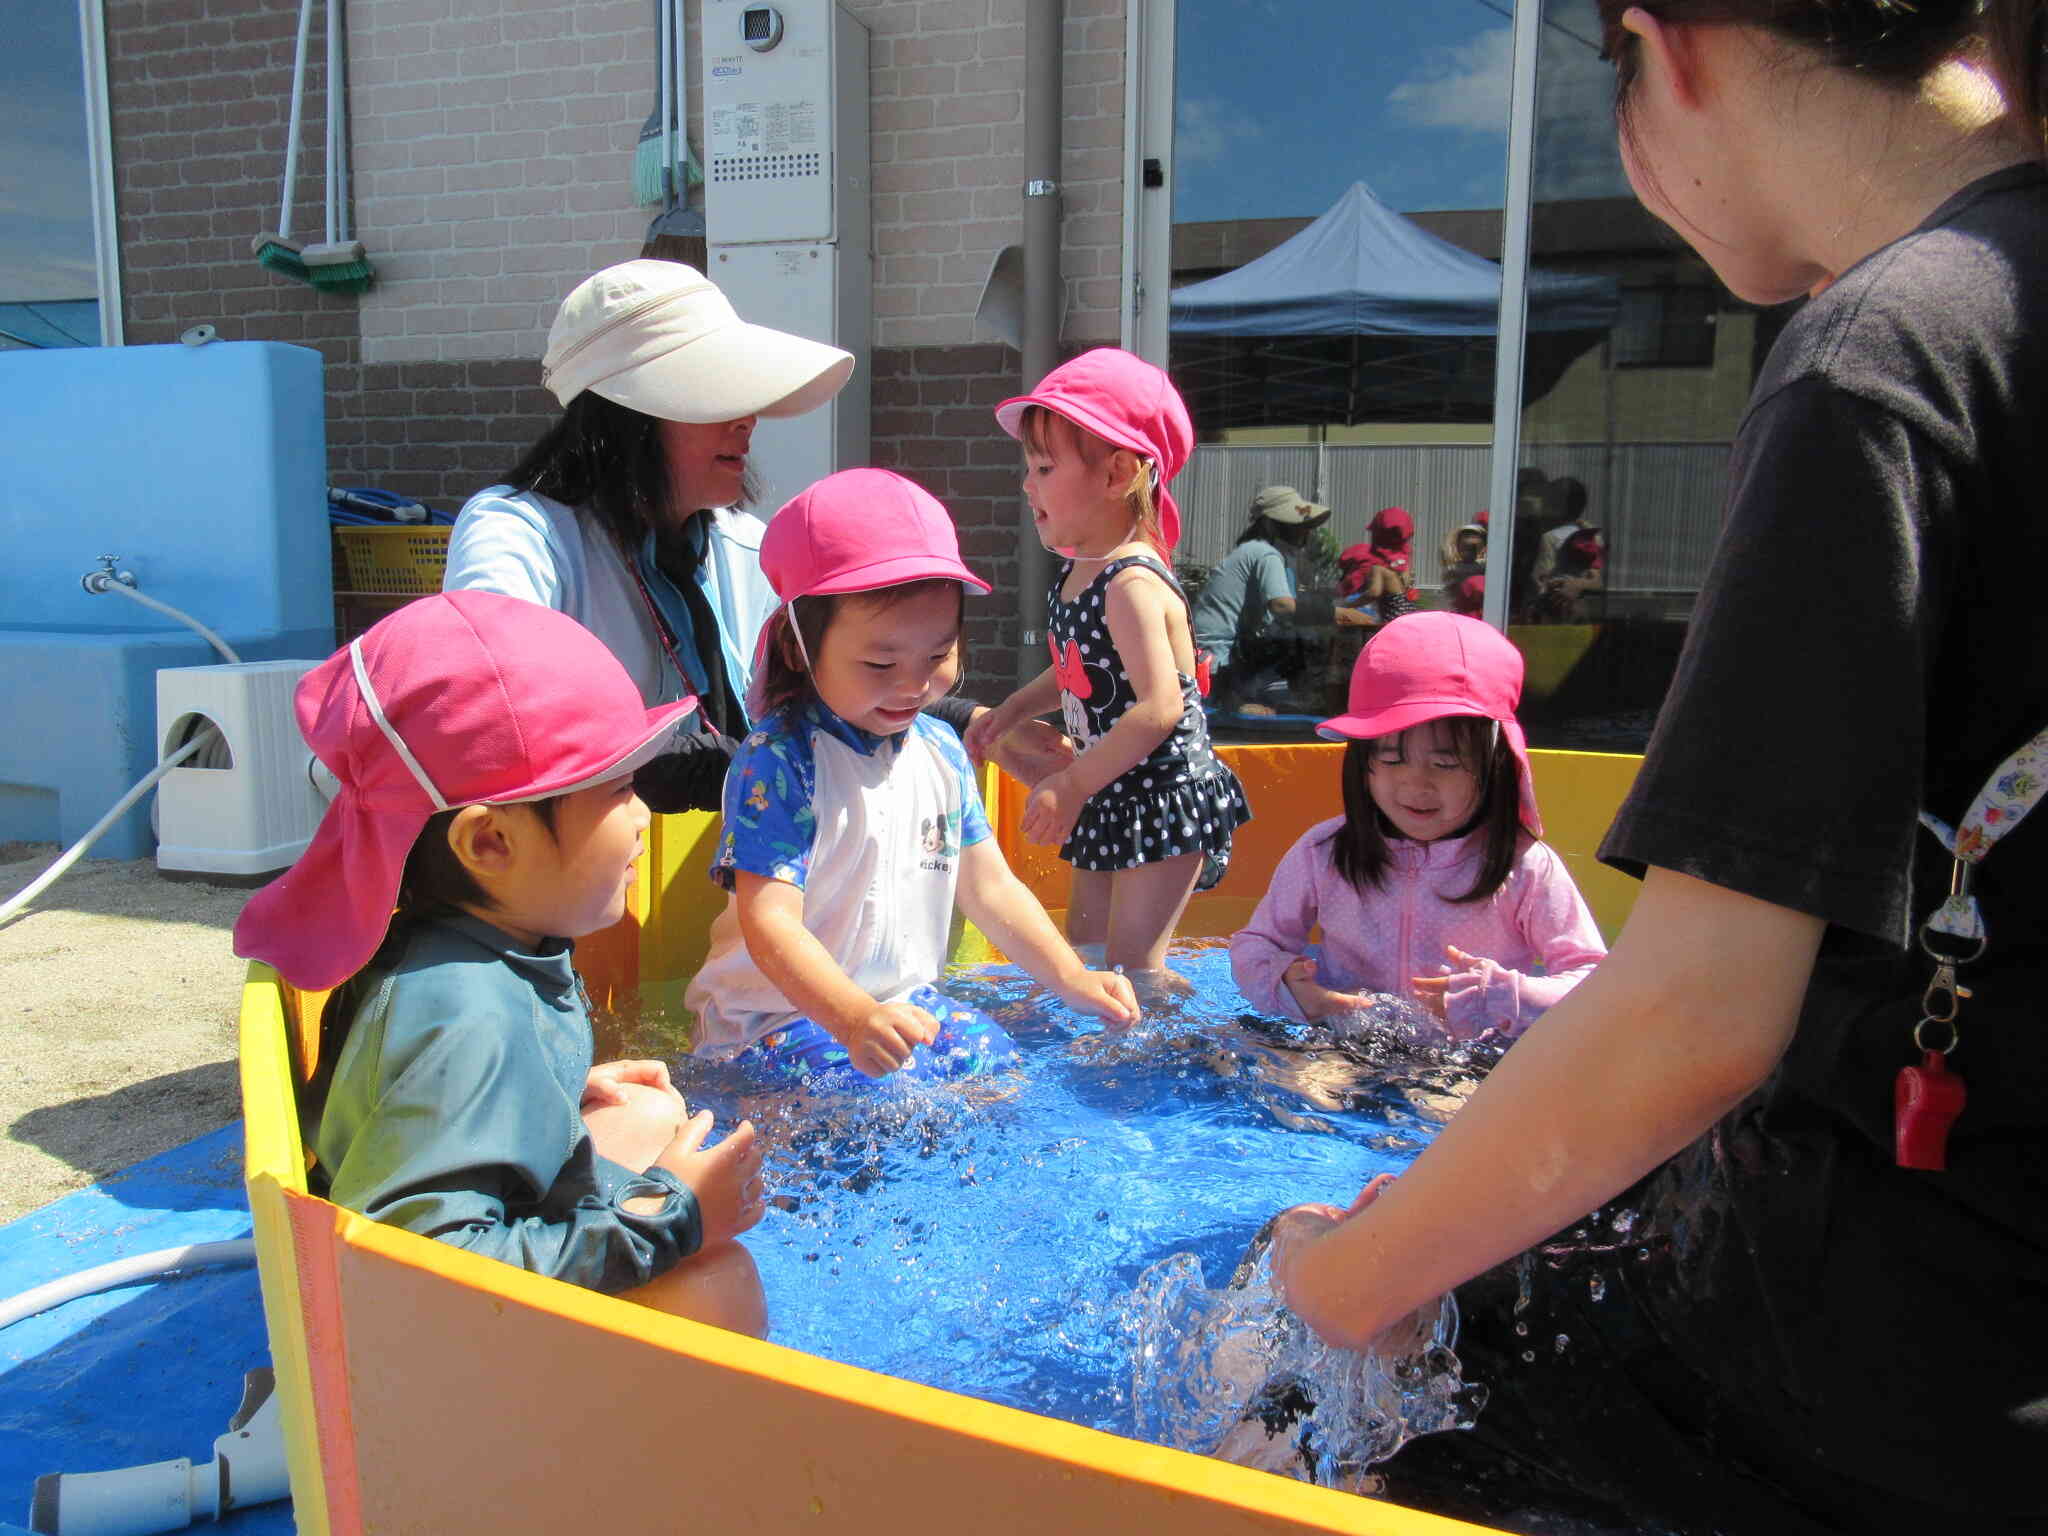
xmin=446 ymin=260 xmax=1069 ymax=811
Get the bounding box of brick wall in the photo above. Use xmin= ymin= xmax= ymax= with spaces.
xmin=347 ymin=0 xmax=654 ymax=368
xmin=848 ymin=0 xmax=1124 ymax=350
xmin=870 ymin=342 xmax=1031 ymax=692
xmin=107 ymin=0 xmax=358 ymax=361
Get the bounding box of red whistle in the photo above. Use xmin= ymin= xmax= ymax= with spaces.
xmin=1894 ymin=1050 xmax=1966 ymax=1172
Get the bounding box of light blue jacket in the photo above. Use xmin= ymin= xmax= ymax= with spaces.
xmin=309 ymin=913 xmax=702 ymax=1293
xmin=445 ymin=486 xmax=779 ymax=715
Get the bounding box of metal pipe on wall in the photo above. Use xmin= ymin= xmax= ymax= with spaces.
xmin=1016 ymin=0 xmax=1063 ymax=681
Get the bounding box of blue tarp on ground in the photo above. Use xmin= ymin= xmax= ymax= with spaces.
xmin=1170 ymin=181 xmax=1618 ymax=338
xmin=0 ymin=1125 xmax=291 ymax=1533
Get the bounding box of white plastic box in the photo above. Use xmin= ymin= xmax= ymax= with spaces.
xmin=156 ymin=661 xmax=326 ymax=875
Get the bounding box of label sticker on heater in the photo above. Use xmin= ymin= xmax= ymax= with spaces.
xmin=714 ymin=99 xmax=821 ymax=155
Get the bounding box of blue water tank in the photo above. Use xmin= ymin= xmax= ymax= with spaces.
xmin=0 ymin=341 xmax=336 ymax=859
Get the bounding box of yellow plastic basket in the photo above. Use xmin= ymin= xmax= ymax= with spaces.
xmin=333 ymin=525 xmax=451 ymax=595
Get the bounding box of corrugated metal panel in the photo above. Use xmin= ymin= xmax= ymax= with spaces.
xmin=1322 ymin=447 xmax=1492 ymax=579
xmin=1177 ymin=442 xmax=1731 ymax=591
xmin=1174 ymin=447 xmax=1319 ymax=569
xmin=1519 ymin=442 xmax=1730 ymax=592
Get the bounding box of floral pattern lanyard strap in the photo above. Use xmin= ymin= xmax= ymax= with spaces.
xmin=1898 ymin=725 xmax=2048 ymax=1170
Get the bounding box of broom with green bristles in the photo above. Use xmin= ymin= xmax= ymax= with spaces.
xmin=633 ymin=0 xmax=703 ymax=210
xmin=303 ymin=0 xmax=374 ymax=292
xmin=252 ymin=0 xmax=317 ymax=283
xmin=634 ymin=0 xmax=707 ymax=269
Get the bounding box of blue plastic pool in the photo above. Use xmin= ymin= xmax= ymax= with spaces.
xmin=665 ymin=943 xmax=1489 ymax=1467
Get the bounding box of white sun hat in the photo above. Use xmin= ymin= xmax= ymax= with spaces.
xmin=541 ymin=259 xmax=855 ymax=422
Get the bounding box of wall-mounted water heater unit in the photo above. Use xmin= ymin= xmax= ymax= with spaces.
xmin=704 ymin=0 xmax=870 ymax=518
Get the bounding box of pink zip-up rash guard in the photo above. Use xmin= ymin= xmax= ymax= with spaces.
xmin=1230 ymin=816 xmax=1606 ymax=1037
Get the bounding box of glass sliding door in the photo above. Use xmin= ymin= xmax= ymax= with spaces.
xmin=0 ymin=0 xmax=118 ymax=351
xmin=1159 ymin=2 xmax=1527 ymax=735
xmin=1505 ymin=0 xmax=1791 ymax=750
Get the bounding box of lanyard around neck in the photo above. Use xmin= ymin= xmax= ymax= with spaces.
xmin=1917 ymin=723 xmax=2048 ymax=949
xmin=626 ymin=526 xmax=729 ymax=738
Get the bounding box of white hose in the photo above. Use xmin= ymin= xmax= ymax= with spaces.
xmin=0 ymin=1240 xmax=256 ymax=1332
xmin=88 ymin=580 xmax=242 ymax=663
xmin=0 ymin=732 xmax=214 ymax=926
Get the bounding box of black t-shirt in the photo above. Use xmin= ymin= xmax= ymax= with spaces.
xmin=1595 ymin=165 xmax=2048 ymax=1515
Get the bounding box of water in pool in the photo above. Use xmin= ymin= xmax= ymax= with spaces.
xmin=648 ymin=942 xmax=1495 ymax=1485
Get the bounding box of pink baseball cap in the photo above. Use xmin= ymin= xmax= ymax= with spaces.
xmin=761 ymin=468 xmax=991 ymax=602
xmin=233 ymin=591 xmax=697 ymax=991
xmin=993 ymin=348 xmax=1194 ymax=550
xmin=1318 ymin=612 xmax=1543 ymax=837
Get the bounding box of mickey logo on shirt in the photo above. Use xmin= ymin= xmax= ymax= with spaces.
xmin=918 ymin=810 xmax=960 ymax=872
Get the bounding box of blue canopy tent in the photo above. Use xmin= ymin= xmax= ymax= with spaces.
xmin=1168 ymin=182 xmax=1620 ymax=427
xmin=0 ymin=300 xmax=100 ymax=350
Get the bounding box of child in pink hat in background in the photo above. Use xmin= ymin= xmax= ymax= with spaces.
xmin=233 ymin=591 xmax=767 ymax=1331
xmin=1231 ymin=612 xmax=1605 ymax=1038
xmin=685 ymin=468 xmax=1138 ymax=1086
xmin=1336 ymin=507 xmax=1422 ymax=625
xmin=965 ymin=349 xmax=1252 ymax=985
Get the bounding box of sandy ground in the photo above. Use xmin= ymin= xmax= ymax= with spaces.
xmin=0 ymin=841 xmax=258 ymax=1225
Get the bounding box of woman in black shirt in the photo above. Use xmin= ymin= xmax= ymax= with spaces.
xmin=1269 ymin=4 xmax=2048 ymax=1532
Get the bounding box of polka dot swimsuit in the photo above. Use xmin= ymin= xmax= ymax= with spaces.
xmin=1047 ymin=554 xmax=1252 ymax=889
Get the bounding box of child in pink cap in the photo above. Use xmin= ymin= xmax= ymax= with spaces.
xmin=1231 ymin=613 xmax=1605 ymax=1038
xmin=684 ymin=468 xmax=1138 ymax=1085
xmin=234 ymin=591 xmax=766 ymax=1330
xmin=966 ymin=348 xmax=1252 ymax=985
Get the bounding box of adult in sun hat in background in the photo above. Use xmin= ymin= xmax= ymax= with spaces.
xmin=685 ymin=469 xmax=1138 ymax=1085
xmin=445 ymin=260 xmax=1072 ymax=813
xmin=1263 ymin=2 xmax=2048 ymax=1530
xmin=1190 ymin=484 xmax=1334 ymax=716
xmin=234 ymin=592 xmax=767 ymax=1330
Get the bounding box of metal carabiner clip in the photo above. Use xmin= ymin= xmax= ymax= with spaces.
xmin=1919 ymin=961 xmax=1969 ymax=1025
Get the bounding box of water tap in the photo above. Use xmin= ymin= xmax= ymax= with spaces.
xmin=81 ymin=554 xmax=137 ymax=594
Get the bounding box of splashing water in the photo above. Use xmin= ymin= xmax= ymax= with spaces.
xmin=638 ymin=946 xmax=1498 ymax=1468
xmin=1124 ymin=1216 xmax=1486 ymax=1490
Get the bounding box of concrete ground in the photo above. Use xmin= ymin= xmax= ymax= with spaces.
xmin=0 ymin=841 xmax=257 ymax=1225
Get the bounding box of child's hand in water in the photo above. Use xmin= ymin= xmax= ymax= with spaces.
xmin=836 ymin=1002 xmax=941 ymax=1077
xmin=656 ymin=1111 xmax=766 ymax=1243
xmin=581 ymin=1058 xmax=683 ymax=1111
xmin=1054 ymin=967 xmax=1142 ymax=1026
xmin=1281 ymin=957 xmax=1373 ymax=1021
xmin=1020 ymin=770 xmax=1082 ymax=846
xmin=1411 ymin=944 xmax=1490 ymax=1032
